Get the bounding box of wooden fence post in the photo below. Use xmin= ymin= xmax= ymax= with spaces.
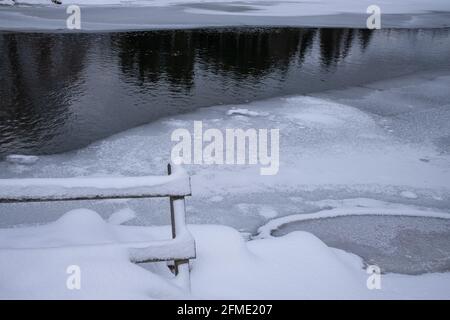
xmin=168 ymin=164 xmax=191 ymax=291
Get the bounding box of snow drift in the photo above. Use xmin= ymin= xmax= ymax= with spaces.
xmin=0 ymin=209 xmax=449 ymax=299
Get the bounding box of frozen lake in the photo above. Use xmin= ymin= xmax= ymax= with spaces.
xmin=1 ymin=2 xmax=450 ymax=30
xmin=1 ymin=27 xmax=449 ymax=277
xmin=1 ymin=27 xmax=450 ymax=156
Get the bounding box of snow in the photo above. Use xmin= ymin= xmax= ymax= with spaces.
xmin=400 ymin=191 xmax=418 ymax=199
xmin=0 ymin=71 xmax=449 ymax=232
xmin=209 ymin=195 xmax=224 ymax=202
xmin=191 ymin=224 xmax=366 ymax=299
xmin=3 ymin=0 xmax=450 ymax=17
xmin=258 ymin=205 xmax=278 ymax=219
xmin=1 ymin=0 xmax=450 ymax=30
xmin=256 ymin=198 xmax=450 ymax=238
xmin=1 ymin=208 xmax=449 ymax=299
xmin=268 ymin=210 xmax=450 ymax=274
xmin=107 ymin=207 xmax=136 ymax=225
xmin=0 ymin=164 xmax=191 ymax=201
xmin=0 ymin=211 xmax=184 ymax=299
xmin=0 ymin=71 xmax=449 ymax=298
xmin=5 ymin=155 xmax=39 ymax=165
xmin=227 ymin=108 xmax=265 ymax=117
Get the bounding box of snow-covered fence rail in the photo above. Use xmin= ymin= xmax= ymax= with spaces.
xmin=0 ymin=164 xmax=195 ymax=290
xmin=0 ymin=165 xmax=191 ymax=202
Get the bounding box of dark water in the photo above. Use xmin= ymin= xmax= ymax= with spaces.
xmin=1 ymin=28 xmax=450 ymax=156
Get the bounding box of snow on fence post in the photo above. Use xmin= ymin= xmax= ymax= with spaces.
xmin=168 ymin=163 xmax=192 ymax=291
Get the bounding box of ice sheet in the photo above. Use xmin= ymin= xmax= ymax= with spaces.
xmin=1 ymin=71 xmax=449 ymax=232
xmin=1 ymin=1 xmax=450 ymax=30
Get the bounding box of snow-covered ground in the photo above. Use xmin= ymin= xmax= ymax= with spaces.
xmin=1 ymin=208 xmax=449 ymax=299
xmin=1 ymin=70 xmax=450 ymax=298
xmin=3 ymin=0 xmax=449 ymax=15
xmin=1 ymin=0 xmax=450 ymax=30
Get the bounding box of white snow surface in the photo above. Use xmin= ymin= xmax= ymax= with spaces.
xmin=3 ymin=0 xmax=450 ymax=18
xmin=5 ymin=155 xmax=39 ymax=165
xmin=226 ymin=108 xmax=264 ymax=117
xmin=108 ymin=207 xmax=137 ymax=225
xmin=256 ymin=198 xmax=450 ymax=238
xmin=0 ymin=164 xmax=190 ymax=200
xmin=1 ymin=0 xmax=450 ymax=30
xmin=0 ymin=208 xmax=449 ymax=299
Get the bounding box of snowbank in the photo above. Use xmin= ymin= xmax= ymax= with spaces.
xmin=1 ymin=0 xmax=450 ymax=30
xmin=179 ymin=0 xmax=450 ymax=17
xmin=3 ymin=0 xmax=450 ymax=17
xmin=257 ymin=200 xmax=450 ymax=239
xmin=0 ymin=209 xmax=184 ymax=299
xmin=1 ymin=209 xmax=449 ymax=299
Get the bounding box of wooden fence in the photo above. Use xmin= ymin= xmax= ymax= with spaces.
xmin=0 ymin=163 xmax=195 ymax=291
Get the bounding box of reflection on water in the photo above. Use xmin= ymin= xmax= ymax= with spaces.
xmin=0 ymin=34 xmax=90 ymax=156
xmin=1 ymin=28 xmax=450 ymax=156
